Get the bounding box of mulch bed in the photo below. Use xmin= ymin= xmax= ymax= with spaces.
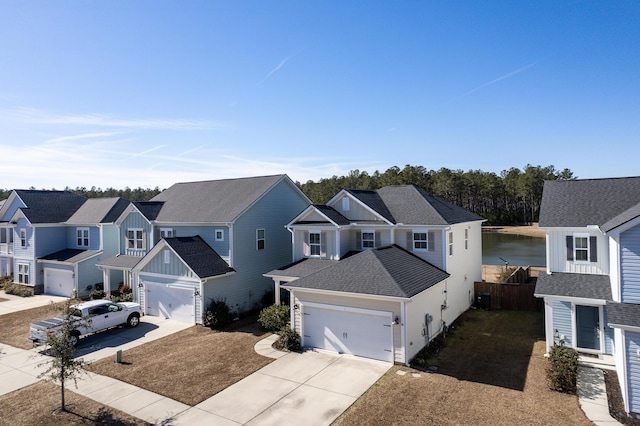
xmin=604 ymin=369 xmax=640 ymax=425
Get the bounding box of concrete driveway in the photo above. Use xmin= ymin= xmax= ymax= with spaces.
xmin=0 ymin=291 xmax=68 ymax=316
xmin=172 ymin=350 xmax=392 ymax=426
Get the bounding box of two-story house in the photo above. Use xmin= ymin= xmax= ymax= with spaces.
xmin=0 ymin=190 xmax=128 ymax=297
xmin=265 ymin=185 xmax=485 ymax=364
xmin=534 ymin=176 xmax=640 ymax=416
xmin=98 ymin=174 xmax=311 ymax=325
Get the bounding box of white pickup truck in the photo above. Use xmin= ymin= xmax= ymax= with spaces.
xmin=29 ymin=299 xmax=143 ymax=346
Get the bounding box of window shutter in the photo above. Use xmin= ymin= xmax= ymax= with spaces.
xmin=590 ymin=236 xmax=598 ymax=262
xmin=407 ymin=231 xmax=413 ymax=249
xmin=303 ymin=231 xmax=309 ymax=256
xmin=566 ymin=236 xmax=573 ymax=261
xmin=356 ymin=231 xmax=362 ymax=244
xmin=320 ymin=231 xmax=327 ymax=257
xmin=375 ymin=231 xmax=381 ymax=248
xmin=428 ymin=231 xmax=435 ymax=252
xmin=142 ymin=231 xmax=147 ymax=250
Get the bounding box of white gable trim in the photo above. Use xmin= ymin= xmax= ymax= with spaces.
xmin=280 ymin=285 xmax=412 ymax=302
xmin=287 ymin=205 xmax=342 ymax=228
xmin=115 ymin=203 xmax=152 ymax=226
xmin=326 ymin=190 xmax=394 ymax=225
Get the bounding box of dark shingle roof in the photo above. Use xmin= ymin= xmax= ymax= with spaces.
xmin=164 ymin=236 xmax=234 ymax=279
xmin=607 ymin=302 xmax=640 ymax=328
xmin=265 ymin=258 xmax=339 ymax=278
xmin=534 ymin=272 xmax=612 ymax=301
xmin=133 ymin=201 xmax=164 ymax=221
xmin=40 ymin=249 xmax=99 ymax=263
xmin=376 ymin=186 xmax=485 ymax=225
xmin=346 ymin=190 xmax=396 ymax=222
xmin=539 ymin=177 xmax=640 ymax=229
xmin=313 ymin=205 xmax=351 ymax=226
xmin=15 ymin=190 xmax=87 ymax=224
xmin=282 ymin=245 xmax=450 ymax=298
xmin=151 ymin=175 xmax=287 ymax=223
xmin=67 ymin=197 xmax=129 ymax=224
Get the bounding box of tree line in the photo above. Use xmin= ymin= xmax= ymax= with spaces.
xmin=1 ymin=163 xmax=574 ymax=225
xmin=296 ymin=164 xmax=575 ymax=224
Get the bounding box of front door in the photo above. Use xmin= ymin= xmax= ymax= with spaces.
xmin=576 ymin=305 xmax=600 ymax=350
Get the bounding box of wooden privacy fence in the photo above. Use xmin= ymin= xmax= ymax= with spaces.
xmin=474 ymin=281 xmax=543 ymax=312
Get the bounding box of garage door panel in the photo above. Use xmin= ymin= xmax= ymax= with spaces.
xmin=146 ymin=283 xmax=195 ymax=324
xmin=302 ymin=305 xmax=393 ymax=362
xmin=45 ymin=269 xmax=74 ymax=297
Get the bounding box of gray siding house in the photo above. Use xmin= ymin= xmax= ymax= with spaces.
xmin=98 ymin=174 xmax=311 ymax=325
xmin=534 ymin=176 xmax=640 ymax=416
xmin=265 ymin=185 xmax=485 ymax=364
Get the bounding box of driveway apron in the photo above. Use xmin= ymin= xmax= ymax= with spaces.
xmin=173 ymin=350 xmax=391 ymax=426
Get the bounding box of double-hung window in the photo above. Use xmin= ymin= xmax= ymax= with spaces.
xmin=127 ymin=229 xmax=144 ymax=250
xmin=18 ymin=263 xmax=29 ymax=284
xmin=77 ymin=227 xmax=89 ymax=247
xmin=448 ymin=232 xmax=454 ymax=256
xmin=464 ymin=228 xmax=469 ymax=250
xmin=413 ymin=232 xmax=428 ymax=250
xmin=362 ymin=231 xmax=375 ymax=249
xmin=256 ymin=229 xmax=265 ymax=250
xmin=20 ymin=229 xmax=26 ymax=248
xmin=567 ymin=234 xmax=596 ymax=263
xmin=215 ymin=229 xmax=224 ymax=241
xmin=309 ymin=232 xmax=321 ymax=256
xmin=160 ymin=228 xmax=174 ymax=239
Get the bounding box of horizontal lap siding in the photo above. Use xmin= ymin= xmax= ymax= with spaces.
xmin=626 ymin=331 xmax=640 ymax=415
xmin=621 ymin=225 xmax=640 ymax=303
xmin=168 ymin=226 xmax=230 ymax=258
xmin=553 ymin=300 xmax=573 ymax=347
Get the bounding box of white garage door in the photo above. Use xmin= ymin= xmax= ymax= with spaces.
xmin=44 ymin=269 xmax=74 ymax=297
xmin=146 ymin=283 xmax=195 ymax=324
xmin=302 ymin=303 xmax=393 ymax=362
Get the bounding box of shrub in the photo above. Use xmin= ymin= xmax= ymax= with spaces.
xmin=203 ymin=298 xmax=233 ymax=330
xmin=89 ymin=289 xmax=106 ymax=300
xmin=110 ymin=292 xmax=133 ymax=303
xmin=0 ymin=275 xmax=13 ymax=290
xmin=258 ymin=304 xmax=290 ymax=332
xmin=4 ymin=282 xmax=34 ymax=297
xmin=276 ymin=326 xmax=301 ymax=352
xmin=546 ymin=344 xmax=579 ymax=393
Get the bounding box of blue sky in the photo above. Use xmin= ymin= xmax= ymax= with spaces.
xmin=1 ymin=1 xmax=639 ymax=190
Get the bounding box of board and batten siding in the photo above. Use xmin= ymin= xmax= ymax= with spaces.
xmin=140 ymin=248 xmax=197 ymax=279
xmin=203 ymin=179 xmax=310 ymax=313
xmin=621 ymin=224 xmax=640 ymax=304
xmin=625 ymin=331 xmax=640 ymax=415
xmin=292 ymin=291 xmax=404 ymax=364
xmin=546 ymin=229 xmax=608 ymax=275
xmin=328 ymin=194 xmax=386 ymax=223
xmin=120 ymin=211 xmax=152 ymax=256
xmin=553 ymin=300 xmax=573 ymax=347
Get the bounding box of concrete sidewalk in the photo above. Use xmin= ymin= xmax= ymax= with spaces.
xmin=0 ymin=291 xmax=68 ymax=316
xmin=577 ymin=366 xmax=621 ymax=425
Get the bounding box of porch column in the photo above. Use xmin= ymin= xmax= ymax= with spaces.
xmin=103 ymin=269 xmax=111 ymax=298
xmin=275 ymin=280 xmax=281 ymax=305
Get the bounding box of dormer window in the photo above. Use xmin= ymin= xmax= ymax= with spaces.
xmin=20 ymin=229 xmax=26 ymax=248
xmin=160 ymin=228 xmax=174 ymax=238
xmin=77 ymin=227 xmax=89 ymax=247
xmin=362 ymin=231 xmax=375 ymax=249
xmin=309 ymin=232 xmax=321 ymax=256
xmin=567 ymin=234 xmax=597 ymax=263
xmin=342 ymin=197 xmax=350 ymax=212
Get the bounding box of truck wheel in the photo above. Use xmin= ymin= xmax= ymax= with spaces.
xmin=127 ymin=314 xmax=140 ymax=328
xmin=69 ymin=331 xmax=80 ymax=347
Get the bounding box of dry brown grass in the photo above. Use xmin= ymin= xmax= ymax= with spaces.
xmin=0 ymin=302 xmax=65 ymax=349
xmin=87 ymin=318 xmax=274 ymax=406
xmin=334 ymin=309 xmax=591 ymax=426
xmin=0 ymin=297 xmax=9 ymax=302
xmin=0 ymin=381 xmax=150 ymax=425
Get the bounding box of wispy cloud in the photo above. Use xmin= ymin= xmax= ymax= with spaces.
xmin=45 ymin=131 xmax=125 ymax=144
xmin=5 ymin=107 xmax=220 ymax=130
xmin=258 ymin=48 xmax=306 ymax=85
xmin=455 ymin=62 xmax=538 ymax=100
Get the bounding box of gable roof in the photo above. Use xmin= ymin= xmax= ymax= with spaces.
xmin=164 ymin=236 xmax=234 ymax=279
xmin=346 ymin=189 xmax=396 ymax=223
xmin=282 ymin=245 xmax=450 ymax=298
xmin=539 ymin=177 xmax=640 ymax=229
xmin=132 ymin=201 xmax=164 ymax=221
xmin=150 ymin=175 xmax=292 ymax=223
xmin=534 ymin=272 xmax=612 ymax=301
xmin=607 ymin=302 xmax=640 ymax=329
xmin=376 ymin=186 xmax=484 ymax=225
xmin=66 ymin=197 xmax=129 ymax=225
xmin=14 ymin=190 xmax=87 ymax=224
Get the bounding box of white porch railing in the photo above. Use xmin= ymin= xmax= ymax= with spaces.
xmin=0 ymin=243 xmax=13 ymax=255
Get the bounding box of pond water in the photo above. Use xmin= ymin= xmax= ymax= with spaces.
xmin=482 ymin=231 xmax=546 ymax=267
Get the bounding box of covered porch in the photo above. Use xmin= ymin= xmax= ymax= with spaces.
xmin=97 ymin=255 xmax=143 ymax=299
